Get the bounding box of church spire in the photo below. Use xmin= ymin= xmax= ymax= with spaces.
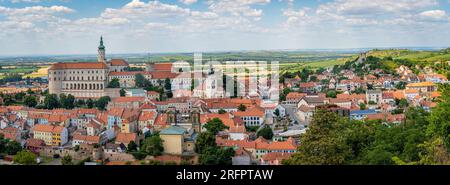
xmin=98 ymin=36 xmax=105 ymax=50
xmin=98 ymin=36 xmax=106 ymax=63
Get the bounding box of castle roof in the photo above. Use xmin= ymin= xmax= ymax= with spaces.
xmin=49 ymin=62 xmax=108 ymax=70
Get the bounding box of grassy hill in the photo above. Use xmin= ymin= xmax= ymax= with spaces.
xmin=367 ymin=48 xmax=450 ymax=63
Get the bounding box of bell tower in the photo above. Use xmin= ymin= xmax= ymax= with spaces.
xmin=98 ymin=36 xmax=106 ymax=63
xmin=167 ymin=107 xmax=177 ymax=125
xmin=191 ymin=107 xmax=201 ymax=133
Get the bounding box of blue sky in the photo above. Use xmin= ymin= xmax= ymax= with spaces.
xmin=0 ymin=0 xmax=450 ymax=56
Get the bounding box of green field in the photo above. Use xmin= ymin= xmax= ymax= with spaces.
xmin=367 ymin=49 xmax=450 ymax=62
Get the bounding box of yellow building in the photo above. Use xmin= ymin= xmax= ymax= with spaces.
xmin=33 ymin=124 xmax=68 ymax=146
xmin=406 ymin=82 xmax=437 ymax=93
xmin=160 ymin=126 xmax=195 ymax=155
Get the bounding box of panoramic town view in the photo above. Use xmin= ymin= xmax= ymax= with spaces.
xmin=0 ymin=0 xmax=449 ymax=167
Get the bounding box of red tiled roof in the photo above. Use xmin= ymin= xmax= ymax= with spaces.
xmin=148 ymin=71 xmax=179 ymax=79
xmin=233 ymin=106 xmax=265 ymax=117
xmin=48 ymin=114 xmax=69 ymax=123
xmin=139 ymin=111 xmax=156 ymax=121
xmin=26 ymin=138 xmax=45 ymax=147
xmin=112 ymin=97 xmax=146 ymax=103
xmin=382 ymin=92 xmax=394 ymax=99
xmin=86 ymin=120 xmax=101 ymax=129
xmin=33 ymin=124 xmax=65 ymax=133
xmin=286 ymin=92 xmax=307 ymax=99
xmin=153 ymin=63 xmax=173 ymax=71
xmin=140 ymin=103 xmax=157 ymax=109
xmin=299 ymin=82 xmax=316 ymax=88
xmin=73 ymin=135 xmax=100 ymax=143
xmin=154 ymin=114 xmax=168 ymax=126
xmin=109 ymin=59 xmax=129 ymax=66
xmin=49 ymin=62 xmax=108 ymax=70
xmin=116 ymin=133 xmax=137 ymax=144
xmin=76 ymin=108 xmax=99 ymax=115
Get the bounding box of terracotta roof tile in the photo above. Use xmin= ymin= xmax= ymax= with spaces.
xmin=109 ymin=59 xmax=129 ymax=66
xmin=116 ymin=133 xmax=137 ymax=144
xmin=49 ymin=62 xmax=108 ymax=70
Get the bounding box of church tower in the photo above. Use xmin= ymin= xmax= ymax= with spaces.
xmin=98 ymin=36 xmax=106 ymax=63
xmin=167 ymin=107 xmax=177 ymax=125
xmin=191 ymin=107 xmax=201 ymax=133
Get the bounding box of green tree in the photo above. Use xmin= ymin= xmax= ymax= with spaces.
xmin=135 ymin=74 xmax=149 ymax=88
xmin=164 ymin=78 xmax=172 ymax=99
xmin=354 ymin=87 xmax=365 ymax=94
xmin=127 ymin=141 xmax=138 ymax=152
xmin=120 ymin=88 xmax=126 ymax=97
xmin=198 ymin=146 xmax=235 ymax=165
xmin=203 ymin=118 xmax=229 ymax=135
xmin=14 ymin=92 xmax=26 ymax=101
xmin=44 ymin=94 xmax=59 ymax=109
xmin=273 ymin=108 xmax=280 ymax=117
xmin=141 ymin=135 xmax=164 ymax=156
xmin=359 ymin=103 xmax=366 ymax=110
xmin=195 ymin=132 xmax=216 ymax=154
xmin=218 ymin=109 xmax=226 ymax=114
xmin=108 ymin=78 xmax=120 ymax=88
xmin=61 ymin=155 xmax=73 ymax=165
xmin=76 ymin=99 xmax=85 ymax=107
xmin=61 ymin=94 xmax=75 ymax=109
xmin=396 ymin=98 xmax=409 ymax=108
xmin=426 ymin=84 xmax=450 ymax=150
xmin=395 ymin=81 xmax=407 ymax=90
xmin=257 ymin=125 xmax=274 ymax=140
xmin=86 ymin=99 xmax=94 ymax=108
xmin=0 ymin=134 xmax=7 ymax=153
xmin=13 ymin=150 xmax=37 ymax=165
xmin=326 ymin=90 xmax=337 ymax=98
xmin=27 ymin=88 xmax=34 ymax=95
xmin=24 ymin=96 xmax=38 ymax=108
xmin=279 ymin=88 xmax=292 ymax=101
xmin=6 ymin=141 xmax=22 ymax=155
xmin=416 ymin=137 xmax=450 ymax=165
xmin=283 ymin=110 xmax=353 ymax=165
xmin=95 ymin=96 xmax=111 ymax=110
xmin=237 ymin=104 xmax=246 ymax=111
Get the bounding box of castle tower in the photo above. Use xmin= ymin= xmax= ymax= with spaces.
xmin=167 ymin=107 xmax=177 ymax=125
xmin=98 ymin=36 xmax=106 ymax=63
xmin=191 ymin=107 xmax=201 ymax=133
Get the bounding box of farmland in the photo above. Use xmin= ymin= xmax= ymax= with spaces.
xmin=0 ymin=48 xmax=449 ymax=80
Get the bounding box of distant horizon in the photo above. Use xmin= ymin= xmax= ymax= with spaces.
xmin=0 ymin=46 xmax=448 ymax=58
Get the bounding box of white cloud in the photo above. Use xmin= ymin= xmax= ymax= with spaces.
xmin=179 ymin=0 xmax=197 ymax=5
xmin=9 ymin=0 xmax=43 ymax=3
xmin=419 ymin=10 xmax=447 ymax=20
xmin=207 ymin=0 xmax=270 ymax=19
xmin=0 ymin=5 xmax=74 ymax=15
xmin=1 ymin=0 xmax=450 ymax=55
xmin=317 ymin=0 xmax=438 ymax=16
xmin=101 ymin=0 xmax=191 ymax=19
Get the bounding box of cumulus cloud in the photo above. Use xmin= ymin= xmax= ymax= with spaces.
xmin=179 ymin=0 xmax=197 ymax=5
xmin=419 ymin=10 xmax=447 ymax=20
xmin=207 ymin=0 xmax=270 ymax=19
xmin=1 ymin=0 xmax=450 ymax=55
